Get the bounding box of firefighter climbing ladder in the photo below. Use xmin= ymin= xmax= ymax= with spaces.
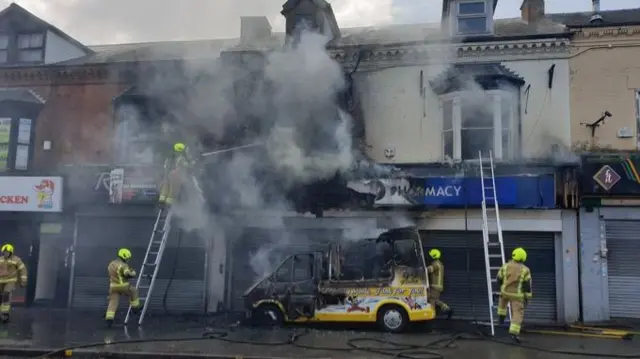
xmin=479 ymin=150 xmax=510 ymax=337
xmin=124 ymin=207 xmax=173 ymax=326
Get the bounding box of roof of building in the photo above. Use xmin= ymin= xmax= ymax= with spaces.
xmin=0 ymin=3 xmax=92 ymax=55
xmin=548 ymin=8 xmax=640 ymax=27
xmin=18 ymin=2 xmax=637 ymax=67
xmin=58 ymin=17 xmax=568 ymax=66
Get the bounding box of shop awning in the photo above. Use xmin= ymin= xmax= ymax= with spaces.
xmin=0 ymin=88 xmax=45 ymax=104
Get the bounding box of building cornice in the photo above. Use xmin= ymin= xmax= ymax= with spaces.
xmin=573 ymin=26 xmax=640 ymax=40
xmin=0 ymin=37 xmax=571 ymax=86
xmin=0 ymin=63 xmax=135 ymax=87
xmin=331 ymin=38 xmax=570 ymax=70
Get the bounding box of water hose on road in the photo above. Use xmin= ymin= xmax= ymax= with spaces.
xmin=28 ymin=326 xmax=640 ymax=359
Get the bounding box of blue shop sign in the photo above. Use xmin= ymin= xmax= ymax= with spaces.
xmin=367 ymin=175 xmax=555 ymax=208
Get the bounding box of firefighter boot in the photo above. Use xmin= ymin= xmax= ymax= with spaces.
xmin=446 ymin=308 xmax=454 ymax=320
xmin=510 ymin=334 xmax=521 ymax=344
xmin=499 ymin=315 xmax=506 ymax=325
xmin=0 ymin=313 xmax=9 ymax=324
xmin=106 ymin=318 xmax=114 ymax=328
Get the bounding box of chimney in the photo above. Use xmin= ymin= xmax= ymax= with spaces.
xmin=520 ymin=0 xmax=545 ymax=24
xmin=240 ymin=16 xmax=272 ymax=45
xmin=590 ymin=0 xmax=603 ymax=23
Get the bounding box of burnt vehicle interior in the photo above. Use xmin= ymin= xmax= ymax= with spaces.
xmin=244 ymin=227 xmax=428 ymax=321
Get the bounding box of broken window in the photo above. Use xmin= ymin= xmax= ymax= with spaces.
xmin=293 ymin=254 xmax=313 ymax=281
xmin=442 ymin=99 xmax=454 ymax=160
xmin=440 ymin=90 xmax=519 ymax=161
xmin=114 ymin=104 xmax=158 ymax=165
xmin=274 ymin=256 xmax=293 ymax=282
xmin=460 ymin=94 xmax=494 ymax=160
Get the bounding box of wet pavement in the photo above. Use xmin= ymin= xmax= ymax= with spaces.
xmin=0 ymin=309 xmax=639 ymax=358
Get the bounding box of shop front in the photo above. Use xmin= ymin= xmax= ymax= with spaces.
xmin=0 ymin=175 xmax=64 ymax=308
xmin=226 ymin=170 xmax=580 ymax=324
xmin=61 ymin=166 xmax=210 ymax=314
xmin=580 ymin=154 xmax=640 ymax=322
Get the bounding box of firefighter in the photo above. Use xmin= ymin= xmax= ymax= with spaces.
xmin=426 ymin=249 xmax=453 ymax=319
xmin=496 ymin=247 xmax=532 ymax=343
xmin=0 ymin=244 xmax=26 ymax=323
xmin=158 ymin=142 xmax=194 ymax=207
xmin=105 ymin=248 xmax=140 ymax=327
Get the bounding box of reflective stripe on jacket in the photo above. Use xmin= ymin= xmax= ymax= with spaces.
xmin=107 ymin=259 xmax=135 ymax=288
xmin=0 ymin=255 xmax=27 ymax=284
xmin=427 ymin=260 xmax=445 ymax=291
xmin=496 ymin=260 xmax=532 ymax=300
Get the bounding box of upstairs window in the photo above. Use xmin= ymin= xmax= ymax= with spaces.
xmin=0 ymin=35 xmax=8 ymax=63
xmin=17 ymin=33 xmax=44 ymax=63
xmin=441 ymin=90 xmax=520 ymax=161
xmin=455 ymin=0 xmax=492 ymax=35
xmin=114 ymin=104 xmax=157 ymax=165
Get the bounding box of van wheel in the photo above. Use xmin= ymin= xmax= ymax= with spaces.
xmin=252 ymin=304 xmax=284 ymax=327
xmin=377 ymin=305 xmax=409 ymax=333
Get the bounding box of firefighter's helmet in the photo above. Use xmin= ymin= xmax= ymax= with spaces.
xmin=428 ymin=248 xmax=441 ymax=260
xmin=173 ymin=142 xmax=186 ymax=152
xmin=118 ymin=248 xmax=132 ymax=261
xmin=512 ymin=247 xmax=527 ymax=262
xmin=1 ymin=244 xmax=14 ymax=254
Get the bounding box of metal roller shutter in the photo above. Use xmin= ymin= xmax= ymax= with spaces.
xmin=70 ymin=215 xmax=207 ymax=314
xmin=422 ymin=231 xmax=556 ymax=323
xmin=228 ymin=228 xmax=339 ymax=312
xmin=606 ymin=220 xmax=640 ymax=319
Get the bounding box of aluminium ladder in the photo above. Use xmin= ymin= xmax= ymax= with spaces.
xmin=124 ymin=207 xmax=173 ymax=326
xmin=478 ymin=150 xmax=510 ymax=336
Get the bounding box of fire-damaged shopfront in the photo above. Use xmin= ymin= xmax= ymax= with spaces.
xmin=229 ymin=164 xmax=581 ymax=326
xmin=61 ymin=4 xmax=368 ymax=317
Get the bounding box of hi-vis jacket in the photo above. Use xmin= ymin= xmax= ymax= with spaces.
xmin=496 ymin=260 xmax=532 ymax=301
xmin=165 ymin=152 xmax=193 ymax=173
xmin=427 ymin=260 xmax=445 ymax=291
xmin=0 ymin=255 xmax=27 ymax=284
xmin=107 ymin=259 xmax=136 ymax=288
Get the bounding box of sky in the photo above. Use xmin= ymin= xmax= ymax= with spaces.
xmin=1 ymin=0 xmax=637 ymax=45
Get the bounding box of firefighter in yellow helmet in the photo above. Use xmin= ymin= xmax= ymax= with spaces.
xmin=105 ymin=248 xmax=140 ymax=327
xmin=0 ymin=244 xmax=26 ymax=323
xmin=426 ymin=249 xmax=453 ymax=319
xmin=496 ymin=247 xmax=532 ymax=343
xmin=158 ymin=142 xmax=194 ymax=207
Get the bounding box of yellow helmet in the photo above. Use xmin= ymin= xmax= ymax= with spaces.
xmin=512 ymin=247 xmax=527 ymax=262
xmin=428 ymin=248 xmax=441 ymax=260
xmin=173 ymin=142 xmax=186 ymax=152
xmin=118 ymin=248 xmax=132 ymax=260
xmin=1 ymin=244 xmax=14 ymax=253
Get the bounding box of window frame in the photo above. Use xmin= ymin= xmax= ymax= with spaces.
xmin=636 ymin=90 xmax=640 ymax=150
xmin=440 ymin=89 xmax=520 ymax=162
xmin=0 ymin=116 xmax=35 ymax=172
xmin=114 ymin=103 xmax=159 ymax=166
xmin=274 ymin=256 xmax=294 ymax=283
xmin=453 ymin=0 xmax=493 ymax=36
xmin=15 ymin=32 xmax=45 ymax=64
xmin=292 ymin=254 xmax=314 ymax=282
xmin=0 ymin=33 xmax=9 ymax=64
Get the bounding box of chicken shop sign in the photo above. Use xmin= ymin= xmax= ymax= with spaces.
xmin=0 ymin=176 xmax=63 ymax=212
